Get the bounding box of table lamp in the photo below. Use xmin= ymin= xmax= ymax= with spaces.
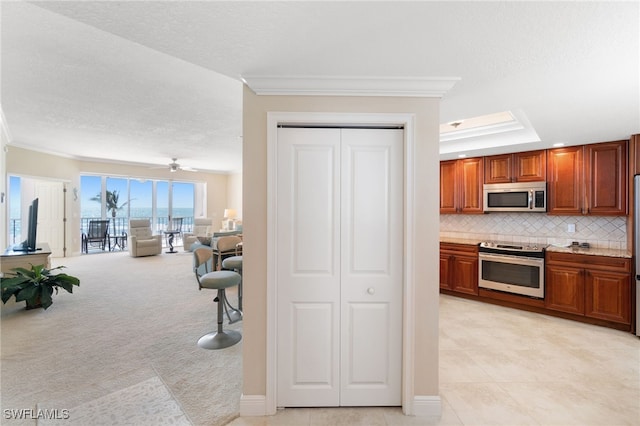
xmin=223 ymin=209 xmax=237 ymax=231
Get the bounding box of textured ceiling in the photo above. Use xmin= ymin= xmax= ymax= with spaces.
xmin=1 ymin=1 xmax=638 ymax=172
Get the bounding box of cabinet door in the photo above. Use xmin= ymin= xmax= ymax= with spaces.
xmin=585 ymin=269 xmax=631 ymax=324
xmin=484 ymin=154 xmax=512 ymax=183
xmin=584 ymin=141 xmax=627 ymax=216
xmin=514 ymin=150 xmax=546 ymax=182
xmin=439 ymin=254 xmax=453 ymax=290
xmin=458 ymin=158 xmax=484 ymax=213
xmin=631 ymin=134 xmax=640 ymax=175
xmin=452 ymin=255 xmax=478 ymax=295
xmin=547 ymin=146 xmax=584 ymax=215
xmin=440 ymin=160 xmax=458 ymax=213
xmin=545 ymin=264 xmax=585 ymax=314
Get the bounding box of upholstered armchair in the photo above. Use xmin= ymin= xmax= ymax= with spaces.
xmin=183 ymin=217 xmax=213 ymax=251
xmin=128 ymin=219 xmax=162 ymax=257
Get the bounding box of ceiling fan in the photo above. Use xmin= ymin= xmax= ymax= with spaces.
xmin=167 ymin=158 xmax=197 ymax=173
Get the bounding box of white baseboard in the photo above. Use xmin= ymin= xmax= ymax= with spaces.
xmin=239 ymin=394 xmax=267 ymax=417
xmin=239 ymin=393 xmax=441 ymax=418
xmin=412 ymin=395 xmax=442 ymax=417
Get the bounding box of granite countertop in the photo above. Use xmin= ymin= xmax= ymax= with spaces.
xmin=439 ymin=236 xmax=482 ymax=246
xmin=545 ymin=244 xmax=631 ymax=258
xmin=439 ymin=237 xmax=631 ymax=258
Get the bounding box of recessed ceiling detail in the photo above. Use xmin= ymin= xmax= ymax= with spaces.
xmin=439 ymin=110 xmax=542 ymax=159
xmin=242 ymin=75 xmax=460 ymax=98
xmin=440 ymin=111 xmax=517 ymax=137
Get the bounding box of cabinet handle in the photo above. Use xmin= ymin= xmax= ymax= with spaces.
xmin=367 ymin=287 xmax=376 ymax=295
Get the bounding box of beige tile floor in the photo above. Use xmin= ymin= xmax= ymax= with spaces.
xmin=228 ymin=295 xmax=640 ymax=426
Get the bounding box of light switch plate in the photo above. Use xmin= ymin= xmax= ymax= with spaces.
xmin=568 ymin=223 xmax=576 ymax=233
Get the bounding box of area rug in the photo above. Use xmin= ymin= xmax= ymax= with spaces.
xmin=37 ymin=376 xmax=192 ymax=425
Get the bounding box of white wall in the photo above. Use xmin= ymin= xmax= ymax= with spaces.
xmin=0 ymin=110 xmax=9 ymax=251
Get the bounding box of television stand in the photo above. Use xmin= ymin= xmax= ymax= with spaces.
xmin=1 ymin=243 xmax=51 ymax=276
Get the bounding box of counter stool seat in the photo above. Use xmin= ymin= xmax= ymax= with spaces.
xmin=194 ymin=248 xmax=242 ymax=350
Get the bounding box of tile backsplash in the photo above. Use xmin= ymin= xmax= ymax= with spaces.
xmin=440 ymin=213 xmax=628 ymax=250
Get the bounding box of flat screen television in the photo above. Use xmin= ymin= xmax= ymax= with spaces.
xmin=13 ymin=198 xmax=39 ymax=252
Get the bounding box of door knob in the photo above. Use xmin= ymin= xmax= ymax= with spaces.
xmin=367 ymin=287 xmax=375 ymax=295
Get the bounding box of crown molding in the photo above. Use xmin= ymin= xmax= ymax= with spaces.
xmin=241 ymin=75 xmax=460 ymax=98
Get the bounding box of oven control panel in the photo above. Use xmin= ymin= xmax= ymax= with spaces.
xmin=479 ymin=241 xmax=545 ymax=253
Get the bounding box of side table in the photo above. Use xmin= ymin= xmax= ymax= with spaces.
xmin=164 ymin=230 xmax=180 ymax=254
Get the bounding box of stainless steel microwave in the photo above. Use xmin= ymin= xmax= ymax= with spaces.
xmin=483 ymin=181 xmax=547 ymax=212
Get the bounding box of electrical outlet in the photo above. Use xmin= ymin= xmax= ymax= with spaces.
xmin=568 ymin=223 xmax=576 ymax=233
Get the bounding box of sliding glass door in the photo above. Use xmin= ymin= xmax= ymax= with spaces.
xmin=80 ymin=175 xmax=197 ymax=250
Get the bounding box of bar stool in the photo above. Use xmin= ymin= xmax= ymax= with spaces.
xmin=222 ymin=255 xmax=243 ymax=313
xmin=193 ymin=248 xmax=242 ymax=349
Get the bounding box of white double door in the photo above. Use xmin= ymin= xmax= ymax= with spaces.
xmin=276 ymin=127 xmax=403 ymax=407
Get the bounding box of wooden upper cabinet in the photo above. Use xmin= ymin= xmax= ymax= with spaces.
xmin=585 ymin=140 xmax=627 ymax=216
xmin=439 ymin=157 xmax=483 ymax=214
xmin=484 ymin=154 xmax=512 ymax=183
xmin=515 ymin=150 xmax=547 ymax=182
xmin=547 ymin=146 xmax=584 ymax=215
xmin=485 ymin=150 xmax=546 ymax=183
xmin=459 ymin=158 xmax=484 ymax=213
xmin=547 ymin=140 xmax=628 ymax=216
xmin=440 ymin=160 xmax=458 ymax=214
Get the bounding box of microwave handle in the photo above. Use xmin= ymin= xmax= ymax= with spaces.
xmin=528 ymin=189 xmax=533 ymax=209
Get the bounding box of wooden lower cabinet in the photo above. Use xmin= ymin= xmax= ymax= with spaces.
xmin=545 ymin=264 xmax=585 ymax=315
xmin=545 ymin=252 xmax=631 ymax=325
xmin=585 ymin=269 xmax=631 ymax=323
xmin=440 ymin=243 xmax=478 ymax=295
xmin=439 ymin=243 xmax=632 ymax=330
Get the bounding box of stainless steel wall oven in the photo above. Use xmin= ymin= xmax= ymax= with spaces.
xmin=478 ymin=241 xmax=545 ymax=298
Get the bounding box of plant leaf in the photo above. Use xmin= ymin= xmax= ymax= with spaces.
xmin=14 ymin=285 xmax=39 ymax=303
xmin=40 ymin=286 xmax=53 ymax=309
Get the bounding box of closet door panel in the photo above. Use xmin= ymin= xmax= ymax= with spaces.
xmin=340 ymin=129 xmax=403 ymax=406
xmin=276 ymin=127 xmax=341 ymax=406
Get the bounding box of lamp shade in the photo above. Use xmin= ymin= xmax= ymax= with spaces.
xmin=224 ymin=209 xmax=237 ymax=219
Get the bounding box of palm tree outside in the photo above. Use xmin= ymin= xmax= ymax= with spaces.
xmin=90 ymin=190 xmax=132 ymax=239
xmin=90 ymin=189 xmax=131 ymax=218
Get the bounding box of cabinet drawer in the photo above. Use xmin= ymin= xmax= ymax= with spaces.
xmin=440 ymin=242 xmax=479 ymax=255
xmin=546 ymin=251 xmax=630 ymax=273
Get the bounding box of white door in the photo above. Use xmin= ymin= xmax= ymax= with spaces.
xmin=276 ymin=127 xmax=403 ymax=407
xmin=23 ymin=178 xmax=65 ymax=257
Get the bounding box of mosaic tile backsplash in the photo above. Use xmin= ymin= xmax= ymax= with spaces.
xmin=440 ymin=213 xmax=628 ymax=250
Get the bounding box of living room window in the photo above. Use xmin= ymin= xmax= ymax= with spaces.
xmin=80 ymin=175 xmax=197 ymax=243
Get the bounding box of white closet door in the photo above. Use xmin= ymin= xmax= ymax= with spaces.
xmin=340 ymin=129 xmax=403 ymax=406
xmin=276 ymin=127 xmax=402 ymax=407
xmin=276 ymin=127 xmax=342 ymax=407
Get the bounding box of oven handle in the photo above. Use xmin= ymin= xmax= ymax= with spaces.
xmin=479 ymin=251 xmax=544 ymax=266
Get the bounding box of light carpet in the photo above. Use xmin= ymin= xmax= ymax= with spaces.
xmin=1 ymin=250 xmax=242 ymax=426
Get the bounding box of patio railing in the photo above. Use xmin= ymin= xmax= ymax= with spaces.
xmin=8 ymin=217 xmax=194 ymax=252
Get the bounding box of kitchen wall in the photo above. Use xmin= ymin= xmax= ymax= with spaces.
xmin=440 ymin=213 xmax=627 ymax=250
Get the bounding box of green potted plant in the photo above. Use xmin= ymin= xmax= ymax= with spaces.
xmin=1 ymin=264 xmax=80 ymax=310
